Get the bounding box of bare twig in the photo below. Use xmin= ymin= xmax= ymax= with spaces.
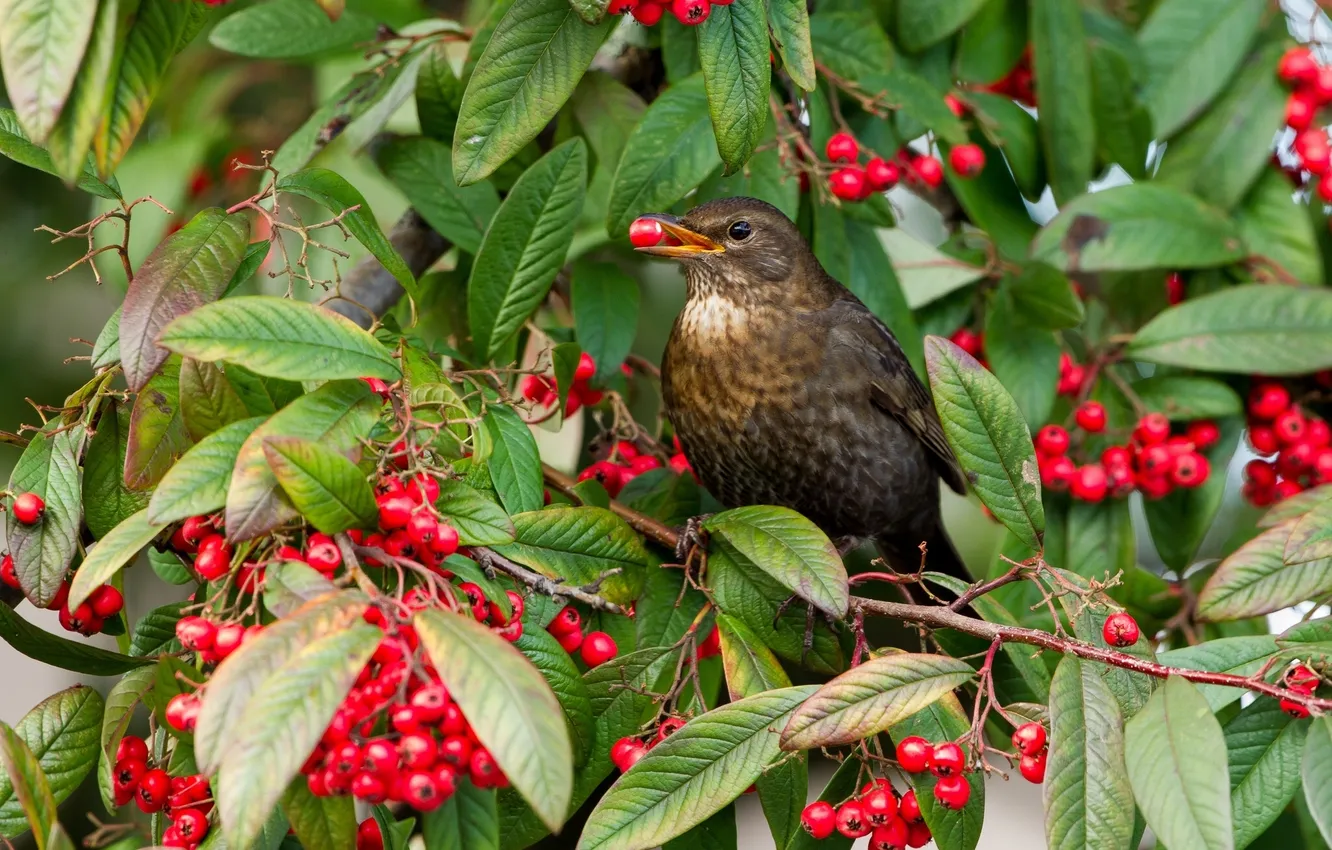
xmin=474 ymin=547 xmax=625 ymax=614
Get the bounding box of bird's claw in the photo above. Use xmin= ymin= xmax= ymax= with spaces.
xmin=773 ymin=593 xmax=839 ymax=663
xmin=675 ymin=515 xmax=712 ymax=563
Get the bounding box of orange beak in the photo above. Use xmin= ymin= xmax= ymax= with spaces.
xmin=634 ymin=214 xmax=724 ymax=258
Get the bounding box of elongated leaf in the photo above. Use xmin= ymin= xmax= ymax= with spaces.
xmin=423 ymin=782 xmax=499 ymax=850
xmin=67 ymin=509 xmax=163 ymax=612
xmin=572 ymin=262 xmax=640 ymax=385
xmin=493 ymin=506 xmax=648 ymax=606
xmin=98 ymin=667 xmax=155 ymax=811
xmin=1130 ymin=285 xmax=1332 ymax=375
xmin=807 ymin=11 xmax=893 ymax=84
xmin=83 ymin=400 xmax=149 ymax=539
xmin=897 ymin=0 xmax=985 ymax=51
xmin=1044 ymin=656 xmax=1135 ymax=850
xmin=1156 ymin=636 xmax=1278 ymax=712
xmin=263 ymin=436 xmax=376 ymax=534
xmin=578 ymin=685 xmax=818 ymax=850
xmin=433 ymin=479 xmax=514 ymax=546
xmin=1143 ymin=419 xmax=1240 ymax=574
xmin=179 ymin=358 xmax=248 ymax=441
xmin=159 ymin=296 xmax=400 ymax=383
xmin=0 ymin=603 xmax=151 ymax=675
xmin=1304 ymin=716 xmax=1332 ymax=846
xmin=468 ymin=138 xmax=586 ymax=358
xmin=984 ymin=292 xmax=1060 ymax=428
xmin=125 ymin=355 xmax=191 ymax=490
xmin=218 ymin=626 xmax=379 ymax=850
xmin=417 ymin=609 xmax=573 ymax=833
xmin=46 ymin=0 xmax=134 ymax=185
xmin=703 ymin=506 xmax=847 ymax=618
xmin=375 ymin=137 xmax=500 ymax=255
xmin=1089 ymin=39 xmax=1152 ymax=180
xmin=127 ymin=601 xmax=184 ymax=656
xmin=1030 ymin=0 xmax=1095 ymax=202
xmin=697 ymin=0 xmax=768 ymax=173
xmin=194 ymin=591 xmax=369 ymax=774
xmin=0 ymin=686 xmax=103 ymax=840
xmin=606 ymin=73 xmax=721 ymax=237
xmin=1125 ymin=676 xmax=1233 ymax=850
xmin=1198 ymin=521 xmax=1332 ymax=621
xmin=453 ymin=0 xmax=612 ymax=184
xmin=1226 ymin=699 xmax=1306 ymax=850
xmin=1137 ymin=0 xmax=1264 ymax=138
xmin=1004 ymin=262 xmax=1084 ymax=331
xmin=7 ymin=420 xmax=82 ymax=607
xmin=1285 ymin=496 xmax=1332 ymax=566
xmin=147 ymin=416 xmax=265 ymax=525
xmin=925 ymin=335 xmax=1044 ymax=550
xmin=208 ymin=0 xmax=376 ymax=58
xmin=483 ymin=405 xmax=544 ymax=516
xmin=1134 ymin=376 xmax=1243 ymax=421
xmin=514 ymin=626 xmax=594 ymax=764
xmin=226 ymin=381 xmax=380 ymax=541
xmin=282 ymin=780 xmax=355 ymax=850
xmin=780 ymin=654 xmax=972 ymax=750
xmin=765 ymin=0 xmax=814 ymax=89
xmin=264 ymin=561 xmax=337 ymax=619
xmin=717 ymin=614 xmax=790 ymax=701
xmin=0 ymin=0 xmax=98 ymax=143
xmin=0 ymin=108 xmax=118 ymax=197
xmin=277 ymin=169 xmax=416 ymax=297
xmin=223 ymin=239 xmax=271 ymax=297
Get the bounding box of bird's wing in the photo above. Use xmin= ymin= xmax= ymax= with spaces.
xmin=818 ymin=300 xmax=968 ymax=494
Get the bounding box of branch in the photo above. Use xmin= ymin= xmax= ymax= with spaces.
xmin=320 ymin=207 xmax=450 ymax=328
xmin=474 ymin=547 xmax=625 ymax=614
xmin=542 ymin=464 xmax=680 ymax=550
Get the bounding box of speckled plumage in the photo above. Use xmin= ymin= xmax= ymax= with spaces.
xmin=656 ymin=198 xmax=969 ymax=576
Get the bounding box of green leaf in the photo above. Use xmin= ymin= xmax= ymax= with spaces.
xmin=925 ymin=335 xmax=1044 ymax=550
xmin=765 ymin=0 xmax=815 ymax=90
xmin=374 ymin=137 xmax=500 ymax=256
xmin=98 ymin=667 xmax=155 ymax=812
xmin=416 ymin=42 xmax=464 ymax=142
xmin=179 ymin=358 xmax=249 ymax=441
xmin=84 ymin=400 xmax=151 ymax=539
xmin=1004 ymin=262 xmax=1085 ymax=331
xmin=92 ymin=306 xmax=122 ymax=370
xmin=158 ymin=296 xmax=401 ymax=383
xmin=702 ymin=506 xmax=848 ymax=619
xmin=417 ymin=609 xmax=574 ymax=834
xmin=1125 ymin=676 xmax=1233 ymax=850
xmin=225 ymin=381 xmax=381 ymax=541
xmin=808 ymin=11 xmax=894 ymax=83
xmin=264 ymin=561 xmax=337 ymax=619
xmin=263 ymin=436 xmax=377 ymax=534
xmin=514 ymin=626 xmax=594 ymax=765
xmin=66 ymin=509 xmax=164 ymax=612
xmin=493 ymin=506 xmax=649 ymax=606
xmin=194 ymin=591 xmax=369 ymax=775
xmin=1137 ymin=0 xmax=1264 ymax=138
xmin=218 ymin=626 xmax=380 ymax=850
xmin=693 ymin=125 xmax=800 ymax=221
xmin=127 ymin=601 xmax=185 ymax=655
xmin=1044 ymin=656 xmax=1135 ymax=850
xmin=1238 ymin=168 xmax=1323 ymax=287
xmin=578 ymin=686 xmax=817 ymax=850
xmin=483 ymin=405 xmax=544 ymax=516
xmin=1133 ymin=376 xmax=1243 ymax=420
xmin=468 ymin=138 xmax=587 ymax=359
xmin=572 ymin=262 xmax=640 ymax=385
xmin=716 ymin=613 xmax=791 ymax=701
xmin=1144 ymin=420 xmax=1240 ymax=574
xmin=6 ymin=420 xmax=83 ymax=607
xmin=984 ymin=292 xmax=1060 ymax=428
xmin=276 ymin=169 xmax=416 ymax=298
xmin=0 ymin=687 xmax=103 ymax=841
xmin=147 ymin=416 xmax=265 ymax=526
xmin=1029 ymin=0 xmax=1095 ymax=202
xmin=885 ymin=692 xmax=986 ymax=850
xmin=897 ymin=0 xmax=985 ymax=51
xmin=1198 ymin=520 xmax=1332 ymax=621
xmin=452 ymin=0 xmax=612 ymax=185
xmin=1226 ymin=699 xmax=1307 ymax=850
xmin=1031 ymin=183 xmax=1246 ymax=272
xmin=0 ymin=0 xmax=98 ymax=143
xmin=780 ymin=654 xmax=972 ymax=749
xmin=606 ymin=73 xmax=722 ymax=237
xmin=570 ymin=71 xmax=646 ymax=169
xmin=0 ymin=107 xmax=119 ymax=198
xmin=552 ymin=341 xmax=581 ymax=420
xmin=955 ymin=0 xmax=1027 ymax=84
xmin=227 ymin=364 xmax=303 ymax=417
xmin=208 ymin=0 xmax=376 ymax=58
xmin=434 ymin=479 xmax=514 ymax=546
xmin=281 ymin=780 xmax=356 ymax=850
xmin=697 ymin=0 xmax=769 ymax=173
xmin=423 ymin=782 xmax=499 ymax=850
xmin=0 ymin=603 xmax=152 ymax=676
xmin=941 ymin=133 xmax=1037 ymax=259
xmin=125 ymin=355 xmax=191 ymax=490
xmin=1156 ymin=635 xmax=1278 ymax=712
xmin=782 ymin=757 xmax=862 ymax=850
xmin=1089 ymin=39 xmax=1152 ymax=181
xmin=222 ymin=239 xmax=267 ymax=297
xmin=1285 ymin=496 xmax=1332 ymax=566
xmin=1304 ymin=716 xmax=1332 ymax=846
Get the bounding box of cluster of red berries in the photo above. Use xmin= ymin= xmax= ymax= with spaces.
xmin=520 ymin=353 xmax=614 ymax=418
xmin=576 ymin=438 xmax=686 ymax=498
xmin=610 ymin=715 xmax=687 ymax=774
xmin=111 ymin=735 xmax=213 ymax=848
xmin=608 ymin=0 xmax=728 ymax=26
xmin=1102 ymin=611 xmax=1141 ymax=648
xmin=1279 ymin=663 xmax=1321 ymax=719
xmin=799 ymin=778 xmax=934 ymax=848
xmin=1241 ymin=380 xmax=1332 ymax=506
xmin=1035 ymin=411 xmax=1216 ymax=502
xmin=821 ymin=131 xmax=985 ymax=202
xmin=543 ymin=604 xmax=620 ymax=666
xmin=980 ymin=48 xmax=1035 ymax=107
xmin=1 ymin=554 xmax=124 ymax=635
xmin=361 ymin=472 xmax=461 ymax=571
xmin=1276 ymin=46 xmax=1332 ymax=197
xmin=893 ymin=738 xmax=972 ymax=809
xmin=1010 ymin=722 xmax=1048 ymax=784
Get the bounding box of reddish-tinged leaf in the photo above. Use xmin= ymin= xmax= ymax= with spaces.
xmin=125 ymin=355 xmax=193 ymax=490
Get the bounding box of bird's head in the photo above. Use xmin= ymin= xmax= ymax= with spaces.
xmin=634 ymin=197 xmax=824 ymax=302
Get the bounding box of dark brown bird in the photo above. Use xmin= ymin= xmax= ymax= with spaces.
xmin=638 ymin=197 xmax=971 ymax=579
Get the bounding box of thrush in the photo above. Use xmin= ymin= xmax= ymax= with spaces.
xmin=636 ymin=197 xmax=971 ymax=579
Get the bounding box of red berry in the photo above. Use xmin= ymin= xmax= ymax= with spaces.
xmin=0 ymin=554 xmax=16 ymax=589
xmin=578 ymin=461 xmax=625 ymax=497
xmin=862 ymin=788 xmax=898 ymax=826
xmin=608 ymin=0 xmax=638 ymax=11
xmin=1288 ymin=664 xmax=1320 ymax=691
xmin=1276 ymin=479 xmax=1306 ymax=501
xmin=907 ymin=821 xmax=932 ymax=847
xmin=899 ymin=789 xmax=922 ymax=823
xmin=870 ymin=818 xmax=909 ymax=850
xmin=930 ymin=742 xmax=964 ymax=777
xmin=12 ymin=492 xmax=44 ymax=525
xmin=305 ymin=533 xmax=342 ymax=574
xmin=1035 ymin=424 xmax=1070 ymax=456
xmin=438 ymin=734 xmax=473 ymax=768
xmin=377 ymin=493 xmax=415 ymax=530
xmin=1075 ymin=401 xmax=1107 ymax=433
xmin=117 ymin=735 xmax=148 ymax=763
xmin=165 ymin=693 xmax=201 ymax=733
xmin=1249 ymin=382 xmax=1292 ymax=420
xmin=1245 ymin=459 xmax=1278 ymax=488
xmin=556 ymin=628 xmax=584 ymax=654
xmin=944 ymin=94 xmax=966 ymax=116
xmin=406 ymin=512 xmax=439 ymax=549
xmin=1040 ymin=455 xmax=1076 ymax=492
xmin=1248 ymin=425 xmax=1280 ymax=456
xmin=356 ymin=819 xmax=383 ymax=850
xmin=911 ymin=155 xmax=944 ymax=188
xmin=180 ymin=515 xmax=214 ymax=549
xmin=825 ymin=131 xmax=859 ymax=163
xmin=1133 ymin=413 xmax=1170 ymax=445
xmin=629 ymin=217 xmax=665 ymax=248
xmin=1103 ymin=611 xmax=1140 ymax=647
xmin=829 ymin=167 xmax=868 ymax=201
xmin=430 ymin=522 xmax=459 ymax=557
xmin=194 ymin=534 xmax=232 ymax=581
xmin=1070 ymin=464 xmax=1108 ymax=502
xmin=895 ymin=736 xmax=932 ymax=773
xmin=1281 ymin=697 xmax=1311 ymax=719
xmin=612 ymin=739 xmax=648 ymax=772
xmin=575 ymin=352 xmax=597 ymax=382
xmin=948 ymin=144 xmax=985 ymax=178
xmin=1275 ymin=408 xmax=1308 ymax=444
xmin=630 ymin=1 xmax=664 ymax=24
xmin=136 ymin=768 xmax=170 ymax=813
xmin=520 ymin=375 xmax=555 ymax=405
xmin=549 ymin=606 xmax=582 ymax=636
xmin=949 ymin=327 xmax=983 ymax=358
xmin=1019 ymin=750 xmax=1047 ymax=784
xmin=835 ymin=801 xmax=872 ymax=839
xmin=580 ymin=631 xmax=618 ymax=666
xmin=403 ymin=770 xmax=446 ymax=811
xmin=469 ymin=747 xmax=506 ymax=788
xmin=89 ymin=584 xmax=124 ymax=618
xmin=398 ymin=733 xmax=437 ymax=771
xmin=176 ymin=616 xmax=216 ymax=652
xmin=173 ymin=808 xmax=209 ymax=842
xmin=362 ymin=738 xmax=399 ymax=776
xmin=1186 ymin=420 xmax=1220 ymax=450
xmin=1298 ymin=130 xmax=1332 ymax=174
xmin=933 ymin=775 xmax=971 ymax=810
xmin=866 ymin=157 xmax=900 ymax=190
xmin=1170 ymin=452 xmax=1210 ymax=488
xmin=801 ymin=801 xmax=837 ymax=839
xmin=1279 ymin=47 xmax=1319 ymax=86
xmin=213 ymin=623 xmax=246 ymax=659
xmin=670 ymin=0 xmax=710 ymax=24
xmin=1011 ymin=722 xmax=1047 ymax=757
xmin=1165 ymin=272 xmax=1186 ymax=305
xmin=1309 ymin=418 xmax=1331 ymax=447
xmin=351 ymin=771 xmax=388 ymax=803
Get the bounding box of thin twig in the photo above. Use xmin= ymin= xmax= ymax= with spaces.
xmin=474 ymin=547 xmax=624 ymax=614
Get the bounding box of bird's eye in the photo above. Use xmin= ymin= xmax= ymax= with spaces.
xmin=728 ymin=220 xmax=752 ymax=241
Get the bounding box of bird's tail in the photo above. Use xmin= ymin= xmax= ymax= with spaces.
xmin=874 ymin=524 xmax=972 ymax=581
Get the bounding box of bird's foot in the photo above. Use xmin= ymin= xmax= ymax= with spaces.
xmin=773 ymin=594 xmax=840 ymax=663
xmin=674 ymin=514 xmax=712 ymax=563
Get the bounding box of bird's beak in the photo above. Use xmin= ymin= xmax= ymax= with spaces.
xmin=634 ymin=214 xmax=724 ymax=258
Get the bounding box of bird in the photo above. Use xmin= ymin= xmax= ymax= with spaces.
xmin=635 ymin=196 xmax=971 ymax=580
